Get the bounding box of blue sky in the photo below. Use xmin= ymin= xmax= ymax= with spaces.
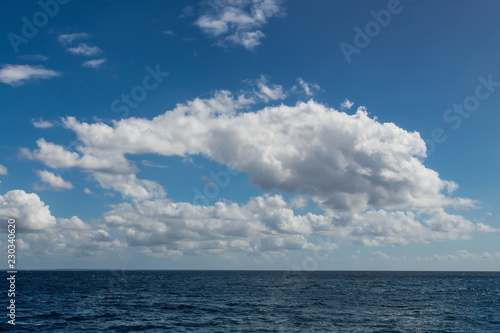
xmin=0 ymin=0 xmax=499 ymax=270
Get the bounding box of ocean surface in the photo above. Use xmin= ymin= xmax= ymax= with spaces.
xmin=5 ymin=271 xmax=500 ymax=332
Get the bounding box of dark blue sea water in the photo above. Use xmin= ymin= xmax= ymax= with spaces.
xmin=4 ymin=271 xmax=500 ymax=332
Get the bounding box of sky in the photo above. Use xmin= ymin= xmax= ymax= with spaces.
xmin=0 ymin=0 xmax=499 ymax=270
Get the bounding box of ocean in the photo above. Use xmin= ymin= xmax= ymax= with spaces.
xmin=5 ymin=271 xmax=500 ymax=332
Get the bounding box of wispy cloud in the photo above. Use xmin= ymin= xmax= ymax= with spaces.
xmin=19 ymin=54 xmax=49 ymax=61
xmin=0 ymin=65 xmax=59 ymax=86
xmin=68 ymin=43 xmax=102 ymax=56
xmin=195 ymin=0 xmax=284 ymax=50
xmin=141 ymin=160 xmax=168 ymax=169
xmin=0 ymin=164 xmax=7 ymax=175
xmin=32 ymin=119 xmax=55 ymax=128
xmin=292 ymin=77 xmax=320 ymax=96
xmin=180 ymin=5 xmax=194 ymax=18
xmin=82 ymin=58 xmax=106 ymax=69
xmin=58 ymin=32 xmax=91 ymax=45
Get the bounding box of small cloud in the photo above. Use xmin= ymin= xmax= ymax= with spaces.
xmin=180 ymin=5 xmax=194 ymax=18
xmin=32 ymin=119 xmax=54 ymax=128
xmin=141 ymin=160 xmax=168 ymax=169
xmin=82 ymin=58 xmax=106 ymax=69
xmin=83 ymin=188 xmax=93 ymax=195
xmin=68 ymin=43 xmax=102 ymax=56
xmin=0 ymin=64 xmax=59 ymax=86
xmin=58 ymin=32 xmax=91 ymax=45
xmin=487 ymin=212 xmax=492 ymax=216
xmin=195 ymin=0 xmax=284 ymax=50
xmin=0 ymin=164 xmax=7 ymax=175
xmin=163 ymin=30 xmax=175 ymax=36
xmin=341 ymin=99 xmax=354 ymax=110
xmin=36 ymin=170 xmax=73 ymax=190
xmin=19 ymin=54 xmax=49 ymax=61
xmin=244 ymin=75 xmax=287 ymax=102
xmin=201 ymin=175 xmax=216 ymax=185
xmin=372 ymin=250 xmax=392 ymax=261
xmin=292 ymin=77 xmax=320 ymax=96
xmin=476 ymin=223 xmax=498 ymax=233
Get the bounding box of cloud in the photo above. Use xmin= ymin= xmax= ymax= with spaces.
xmin=341 ymin=99 xmax=354 ymax=110
xmin=141 ymin=160 xmax=168 ymax=169
xmin=195 ymin=0 xmax=284 ymax=49
xmin=0 ymin=190 xmax=57 ymax=231
xmin=32 ymin=119 xmax=54 ymax=128
xmin=44 ymin=93 xmax=476 ymax=213
xmin=246 ymin=75 xmax=287 ymax=102
xmin=417 ymin=250 xmax=500 ymax=263
xmin=21 ymin=138 xmax=136 ymax=174
xmin=81 ymin=58 xmax=106 ymax=69
xmin=180 ymin=5 xmax=195 ymax=18
xmin=58 ymin=32 xmax=91 ymax=45
xmin=163 ymin=30 xmax=175 ymax=36
xmin=0 ymin=164 xmax=7 ymax=175
xmin=68 ymin=43 xmax=102 ymax=56
xmin=0 ymin=190 xmax=125 ymax=257
xmin=100 ymin=194 xmax=490 ymax=257
xmin=36 ymin=170 xmax=74 ymax=190
xmin=83 ymin=188 xmax=93 ymax=195
xmin=19 ymin=54 xmax=49 ymax=61
xmin=0 ymin=65 xmax=59 ymax=86
xmin=92 ymin=172 xmax=166 ymax=200
xmin=292 ymin=78 xmax=320 ymax=96
xmin=21 ymin=83 xmax=495 ymax=255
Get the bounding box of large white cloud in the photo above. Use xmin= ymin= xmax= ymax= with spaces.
xmin=19 ymin=84 xmax=494 ymax=258
xmin=25 ymin=91 xmax=474 ymax=212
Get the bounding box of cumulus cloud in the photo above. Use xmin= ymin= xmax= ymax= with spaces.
xmin=20 ymin=84 xmax=495 ymax=256
xmin=93 ymin=172 xmax=166 ymax=200
xmin=34 ymin=93 xmax=476 ymax=212
xmin=82 ymin=58 xmax=106 ymax=69
xmin=0 ymin=190 xmax=57 ymax=231
xmin=0 ymin=65 xmax=59 ymax=86
xmin=0 ymin=164 xmax=7 ymax=175
xmin=0 ymin=190 xmax=125 ymax=257
xmin=36 ymin=170 xmax=74 ymax=190
xmin=195 ymin=0 xmax=284 ymax=49
xmin=21 ymin=138 xmax=135 ymax=174
xmin=100 ymin=194 xmax=490 ymax=257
